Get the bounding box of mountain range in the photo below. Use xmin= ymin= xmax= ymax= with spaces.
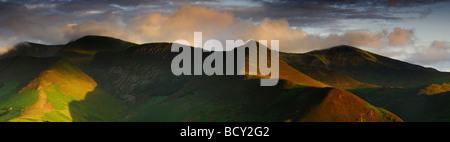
xmin=0 ymin=35 xmax=449 ymax=122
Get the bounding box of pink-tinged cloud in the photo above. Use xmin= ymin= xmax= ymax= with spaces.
xmin=59 ymin=4 xmax=414 ymax=53
xmin=388 ymin=28 xmax=414 ymax=46
xmin=408 ymin=41 xmax=450 ymax=66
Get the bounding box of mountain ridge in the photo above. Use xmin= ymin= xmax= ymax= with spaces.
xmin=5 ymin=36 xmax=449 ymax=88
xmin=2 ymin=35 xmax=440 ymax=122
xmin=281 ymin=45 xmax=450 ymax=88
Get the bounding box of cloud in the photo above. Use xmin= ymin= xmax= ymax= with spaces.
xmin=0 ymin=3 xmax=417 ymax=54
xmin=388 ymin=28 xmax=415 ymax=46
xmin=0 ymin=38 xmax=15 ymax=54
xmin=59 ymin=4 xmax=411 ymax=53
xmin=242 ymin=0 xmax=444 ymax=27
xmin=431 ymin=40 xmax=450 ymax=49
xmin=61 ymin=12 xmax=128 ymax=40
xmin=126 ymin=4 xmax=235 ymax=43
xmin=408 ymin=41 xmax=450 ymax=65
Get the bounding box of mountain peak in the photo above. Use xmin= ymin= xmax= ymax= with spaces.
xmin=330 ymin=45 xmax=359 ymax=50
xmin=282 ymin=44 xmax=447 ymax=87
xmin=71 ymin=35 xmax=122 ymax=42
xmin=307 ymin=45 xmax=379 ymax=63
xmin=312 ymin=45 xmax=364 ymax=54
xmin=64 ymin=35 xmax=138 ymax=52
xmin=0 ymin=42 xmax=63 ymax=59
xmin=69 ymin=35 xmax=135 ymax=46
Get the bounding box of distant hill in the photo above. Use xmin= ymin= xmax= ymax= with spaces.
xmin=61 ymin=35 xmax=138 ymax=64
xmin=280 ymin=45 xmax=450 ymax=88
xmin=0 ymin=35 xmax=138 ymax=65
xmin=0 ymin=42 xmax=63 ymax=59
xmin=64 ymin=35 xmax=138 ymax=52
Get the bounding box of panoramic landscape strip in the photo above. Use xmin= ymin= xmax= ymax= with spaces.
xmin=0 ymin=0 xmax=449 ymax=124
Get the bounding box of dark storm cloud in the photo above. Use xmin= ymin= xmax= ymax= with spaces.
xmin=230 ymin=0 xmax=447 ymax=27
xmin=2 ymin=0 xmax=445 ymax=25
xmin=0 ymin=0 xmax=445 ymax=39
xmin=0 ymin=0 xmax=423 ymax=49
xmin=0 ymin=0 xmax=445 ymax=45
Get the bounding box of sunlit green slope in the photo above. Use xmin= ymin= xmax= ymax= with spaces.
xmin=0 ymin=58 xmax=125 ymax=122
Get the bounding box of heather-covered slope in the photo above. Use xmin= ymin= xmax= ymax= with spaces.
xmin=298 ymin=88 xmax=400 ymax=122
xmin=279 ymin=53 xmax=378 ymax=89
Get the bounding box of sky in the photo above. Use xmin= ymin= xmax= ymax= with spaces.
xmin=0 ymin=0 xmax=450 ymax=71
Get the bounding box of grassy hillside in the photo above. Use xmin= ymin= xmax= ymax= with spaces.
xmin=0 ymin=58 xmax=125 ymax=122
xmin=350 ymin=87 xmax=450 ymax=121
xmin=123 ymin=81 xmax=401 ymax=122
xmin=0 ymin=56 xmax=61 ymax=113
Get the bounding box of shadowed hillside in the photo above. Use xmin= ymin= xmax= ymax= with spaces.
xmin=350 ymin=87 xmax=450 ymax=122
xmin=0 ymin=43 xmax=64 ymax=59
xmin=61 ymin=35 xmax=138 ymax=64
xmin=123 ymin=42 xmax=329 ymax=88
xmin=82 ymin=40 xmax=399 ymax=122
xmin=281 ymin=45 xmax=450 ymax=88
xmin=279 ymin=53 xmax=379 ymax=89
